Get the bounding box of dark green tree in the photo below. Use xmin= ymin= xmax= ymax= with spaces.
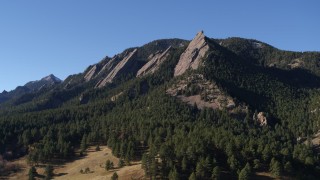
xmin=253 ymin=159 xmax=261 ymax=170
xmin=269 ymin=158 xmax=281 ymax=177
xmin=118 ymin=159 xmax=124 ymax=168
xmin=111 ymin=172 xmax=118 ymax=180
xmin=80 ymin=134 xmax=88 ymax=152
xmin=284 ymin=161 xmax=292 ymax=173
xmin=44 ymin=164 xmax=54 ymax=180
xmin=105 ymin=160 xmax=114 ymax=171
xmin=28 ymin=166 xmax=37 ymax=180
xmin=168 ymin=167 xmax=179 ymax=180
xmin=141 ymin=153 xmax=150 ymax=176
xmin=150 ymin=158 xmax=158 ymax=179
xmin=212 ymin=166 xmax=221 ymax=180
xmin=238 ymin=163 xmax=251 ymax=180
xmin=85 ymin=167 xmax=90 ymax=174
xmin=227 ymin=155 xmax=240 ymax=172
xmin=188 ymin=172 xmax=196 ymax=180
xmin=181 ymin=156 xmax=188 ymax=171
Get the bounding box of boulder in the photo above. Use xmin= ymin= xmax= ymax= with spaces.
xmin=253 ymin=112 xmax=268 ymax=126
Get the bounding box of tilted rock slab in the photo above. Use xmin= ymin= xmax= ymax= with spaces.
xmin=96 ymin=49 xmax=138 ymax=87
xmin=174 ymin=31 xmax=209 ymax=76
xmin=136 ymin=46 xmax=172 ymax=77
xmin=97 ymin=57 xmax=121 ymax=77
xmin=84 ymin=65 xmax=98 ymax=82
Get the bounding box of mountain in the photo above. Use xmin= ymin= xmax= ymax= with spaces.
xmin=24 ymin=74 xmax=62 ymax=90
xmin=174 ymin=31 xmax=209 ymax=76
xmin=0 ymin=74 xmax=62 ymax=104
xmin=1 ymin=32 xmax=320 ymax=179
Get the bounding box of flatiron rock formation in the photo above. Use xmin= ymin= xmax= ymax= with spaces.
xmin=137 ymin=46 xmax=172 ymax=77
xmin=174 ymin=31 xmax=209 ymax=76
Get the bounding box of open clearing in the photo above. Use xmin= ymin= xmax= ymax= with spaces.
xmin=1 ymin=146 xmax=290 ymax=180
xmin=2 ymin=146 xmax=144 ymax=180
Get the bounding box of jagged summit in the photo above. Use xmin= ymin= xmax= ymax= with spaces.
xmin=174 ymin=31 xmax=210 ymax=76
xmin=63 ymin=39 xmax=189 ymax=89
xmin=24 ymin=74 xmax=62 ymax=91
xmin=197 ymin=30 xmax=204 ymax=37
xmin=0 ymin=74 xmax=63 ymax=104
xmin=42 ymin=74 xmax=62 ymax=83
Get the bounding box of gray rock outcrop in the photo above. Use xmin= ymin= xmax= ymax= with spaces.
xmin=96 ymin=49 xmax=138 ymax=87
xmin=97 ymin=57 xmax=121 ymax=77
xmin=174 ymin=31 xmax=209 ymax=76
xmin=253 ymin=112 xmax=268 ymax=126
xmin=84 ymin=65 xmax=98 ymax=82
xmin=136 ymin=46 xmax=172 ymax=77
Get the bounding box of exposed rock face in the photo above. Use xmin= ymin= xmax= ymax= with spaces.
xmin=97 ymin=57 xmax=121 ymax=77
xmin=25 ymin=74 xmax=62 ymax=90
xmin=64 ymin=78 xmax=73 ymax=89
xmin=174 ymin=31 xmax=209 ymax=76
xmin=96 ymin=49 xmax=138 ymax=87
xmin=111 ymin=92 xmax=123 ymax=102
xmin=79 ymin=93 xmax=89 ymax=104
xmin=253 ymin=112 xmax=268 ymax=126
xmin=137 ymin=46 xmax=172 ymax=77
xmin=83 ymin=56 xmax=114 ymax=82
xmin=252 ymin=41 xmax=264 ymax=49
xmin=166 ymin=74 xmax=247 ymax=116
xmin=288 ymin=58 xmax=304 ymax=69
xmin=41 ymin=74 xmax=62 ymax=84
xmin=84 ymin=65 xmax=98 ymax=82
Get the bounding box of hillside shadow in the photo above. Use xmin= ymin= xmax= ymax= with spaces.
xmin=56 ymin=172 xmax=68 ymax=176
xmin=207 ymin=39 xmax=320 ymax=90
xmin=252 ymin=174 xmax=275 ymax=180
xmin=265 ymin=67 xmax=320 ymax=89
xmin=0 ymin=164 xmax=23 ymax=179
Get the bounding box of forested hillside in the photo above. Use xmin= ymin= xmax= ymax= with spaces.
xmin=1 ymin=32 xmax=320 ymax=179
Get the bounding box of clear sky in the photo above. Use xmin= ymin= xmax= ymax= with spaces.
xmin=0 ymin=0 xmax=319 ymax=91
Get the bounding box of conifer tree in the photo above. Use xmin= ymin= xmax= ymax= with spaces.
xmin=44 ymin=164 xmax=54 ymax=180
xmin=28 ymin=166 xmax=37 ymax=180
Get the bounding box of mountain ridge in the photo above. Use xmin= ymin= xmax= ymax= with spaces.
xmin=1 ymin=31 xmax=320 ymax=179
xmin=0 ymin=74 xmax=62 ymax=104
xmin=1 ymin=32 xmax=320 ymax=114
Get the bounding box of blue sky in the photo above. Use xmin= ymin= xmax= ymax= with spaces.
xmin=0 ymin=0 xmax=319 ymax=91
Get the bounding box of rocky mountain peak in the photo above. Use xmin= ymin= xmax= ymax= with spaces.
xmin=1 ymin=90 xmax=8 ymax=94
xmin=174 ymin=31 xmax=210 ymax=76
xmin=195 ymin=30 xmax=205 ymax=39
xmin=24 ymin=74 xmax=62 ymax=92
xmin=42 ymin=74 xmax=62 ymax=83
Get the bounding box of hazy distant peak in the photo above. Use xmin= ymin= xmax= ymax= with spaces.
xmin=41 ymin=74 xmax=62 ymax=83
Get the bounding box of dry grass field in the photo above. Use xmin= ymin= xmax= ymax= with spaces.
xmin=2 ymin=146 xmax=144 ymax=180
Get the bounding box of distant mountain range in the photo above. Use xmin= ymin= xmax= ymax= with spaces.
xmin=0 ymin=74 xmax=62 ymax=104
xmin=2 ymin=31 xmax=320 ymax=110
